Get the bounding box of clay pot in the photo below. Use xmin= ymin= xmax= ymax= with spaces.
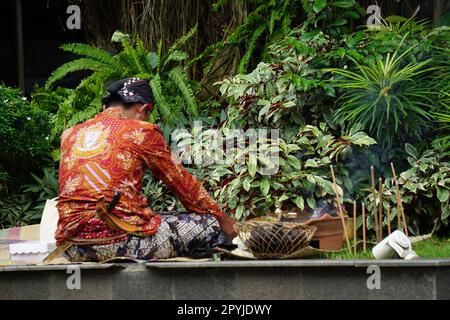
xmin=303 ymin=214 xmax=344 ymax=250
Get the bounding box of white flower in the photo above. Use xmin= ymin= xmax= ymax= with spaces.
xmin=27 ymin=117 xmax=31 ymax=120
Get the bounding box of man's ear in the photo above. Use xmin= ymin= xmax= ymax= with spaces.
xmin=136 ymin=104 xmax=149 ymax=120
xmin=138 ymin=104 xmax=148 ymax=116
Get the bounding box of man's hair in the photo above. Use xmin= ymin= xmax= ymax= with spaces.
xmin=103 ymin=93 xmax=136 ymax=109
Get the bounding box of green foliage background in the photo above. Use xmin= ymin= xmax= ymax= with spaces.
xmin=0 ymin=0 xmax=449 ymax=238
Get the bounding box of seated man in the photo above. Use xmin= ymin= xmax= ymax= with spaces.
xmin=55 ymin=78 xmax=236 ymax=262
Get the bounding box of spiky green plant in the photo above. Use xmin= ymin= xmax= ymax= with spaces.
xmin=433 ymin=92 xmax=450 ymax=155
xmin=327 ymin=44 xmax=436 ymax=147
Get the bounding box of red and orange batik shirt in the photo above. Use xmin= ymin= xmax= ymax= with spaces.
xmin=55 ymin=108 xmax=225 ymax=245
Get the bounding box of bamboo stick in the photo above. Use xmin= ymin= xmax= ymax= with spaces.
xmin=371 ymin=166 xmax=380 ymax=242
xmin=353 ymin=200 xmax=357 ymax=256
xmin=387 ymin=206 xmax=391 ymax=235
xmin=330 ymin=165 xmax=352 ymax=254
xmin=390 ymin=162 xmax=409 ymax=236
xmin=362 ymin=202 xmax=367 ymax=253
xmin=378 ymin=177 xmax=383 ymax=240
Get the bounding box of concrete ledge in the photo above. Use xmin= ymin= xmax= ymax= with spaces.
xmin=1 ymin=259 xmax=450 ymax=299
xmin=0 ymin=263 xmax=119 ymax=272
xmin=145 ymin=259 xmax=450 ymax=269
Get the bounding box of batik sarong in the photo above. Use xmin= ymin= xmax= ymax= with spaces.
xmin=64 ymin=213 xmax=221 ymax=262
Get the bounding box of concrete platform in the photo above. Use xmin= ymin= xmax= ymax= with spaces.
xmin=1 ymin=259 xmax=450 ymax=299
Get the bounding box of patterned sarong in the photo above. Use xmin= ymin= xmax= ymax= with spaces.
xmin=64 ymin=213 xmax=221 ymax=262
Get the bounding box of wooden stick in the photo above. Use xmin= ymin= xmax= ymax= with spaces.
xmin=387 ymin=206 xmax=391 ymax=235
xmin=378 ymin=177 xmax=383 ymax=240
xmin=371 ymin=166 xmax=380 ymax=242
xmin=391 ymin=163 xmax=409 ymax=236
xmin=362 ymin=202 xmax=366 ymax=253
xmin=353 ymin=200 xmax=357 ymax=256
xmin=397 ymin=205 xmax=401 ymax=231
xmin=330 ymin=165 xmax=352 ymax=254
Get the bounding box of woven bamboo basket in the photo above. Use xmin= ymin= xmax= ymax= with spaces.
xmin=234 ymin=221 xmax=317 ymax=259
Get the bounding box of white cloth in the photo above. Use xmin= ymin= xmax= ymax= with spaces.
xmin=39 ymin=198 xmax=58 ymax=241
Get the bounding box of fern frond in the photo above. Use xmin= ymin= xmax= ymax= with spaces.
xmin=46 ymin=58 xmax=112 ymax=88
xmin=168 ymin=24 xmax=198 ymax=53
xmin=150 ymin=75 xmax=175 ymax=123
xmin=67 ymin=104 xmax=101 ymax=127
xmin=120 ymin=38 xmax=146 ymax=74
xmin=157 ymin=39 xmax=163 ymax=73
xmin=134 ymin=73 xmax=153 ymax=80
xmin=168 ymin=66 xmax=198 ymax=117
xmin=163 ymin=50 xmax=188 ymax=70
xmin=228 ymin=6 xmax=267 ymax=45
xmin=60 ymin=43 xmax=114 ymax=65
xmin=136 ymin=38 xmax=153 ymax=73
xmin=165 ymin=50 xmax=188 ymax=63
xmin=189 ymin=42 xmax=224 ymax=67
xmin=269 ymin=10 xmax=279 ymax=35
xmin=237 ymin=24 xmax=267 ymax=74
xmin=52 ymin=94 xmax=75 ymax=136
xmin=116 ymin=53 xmax=135 ymax=75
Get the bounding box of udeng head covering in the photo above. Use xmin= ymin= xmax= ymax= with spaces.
xmin=102 ymin=78 xmax=154 ymax=112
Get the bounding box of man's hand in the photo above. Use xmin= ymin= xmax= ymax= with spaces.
xmin=217 ymin=214 xmax=238 ymax=239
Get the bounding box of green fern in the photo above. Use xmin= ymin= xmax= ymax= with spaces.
xmin=269 ymin=10 xmax=280 ymax=35
xmin=237 ymin=24 xmax=267 ymax=73
xmin=135 ymin=38 xmax=154 ymax=73
xmin=150 ymin=74 xmax=176 ymax=123
xmin=46 ymin=58 xmax=111 ymax=89
xmin=156 ymin=39 xmax=163 ymax=72
xmin=167 ymin=24 xmax=198 ymax=55
xmin=120 ymin=37 xmax=146 ymax=74
xmin=44 ymin=31 xmax=201 ymax=135
xmin=164 ymin=50 xmax=188 ymax=66
xmin=60 ymin=43 xmax=114 ymax=65
xmin=168 ymin=66 xmax=198 ymax=116
xmin=206 ymin=0 xmax=298 ymax=75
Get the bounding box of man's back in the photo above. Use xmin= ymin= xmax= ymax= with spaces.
xmin=56 ymin=107 xmax=225 ymax=245
xmin=56 ymin=107 xmax=160 ymax=244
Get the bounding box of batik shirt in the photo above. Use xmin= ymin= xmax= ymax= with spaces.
xmin=55 ymin=108 xmax=224 ymax=245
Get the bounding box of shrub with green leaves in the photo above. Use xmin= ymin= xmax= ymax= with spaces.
xmin=217 ymin=31 xmax=339 ymax=136
xmin=178 ymin=123 xmax=375 ymax=221
xmin=22 ymin=167 xmax=59 ymax=212
xmin=365 ymin=143 xmax=450 ymax=235
xmin=0 ymin=196 xmax=42 ymax=228
xmin=0 ymin=85 xmax=53 ymax=188
xmin=142 ymin=172 xmax=181 ymax=213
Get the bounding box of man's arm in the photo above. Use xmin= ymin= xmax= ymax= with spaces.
xmin=141 ymin=125 xmax=237 ymax=238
